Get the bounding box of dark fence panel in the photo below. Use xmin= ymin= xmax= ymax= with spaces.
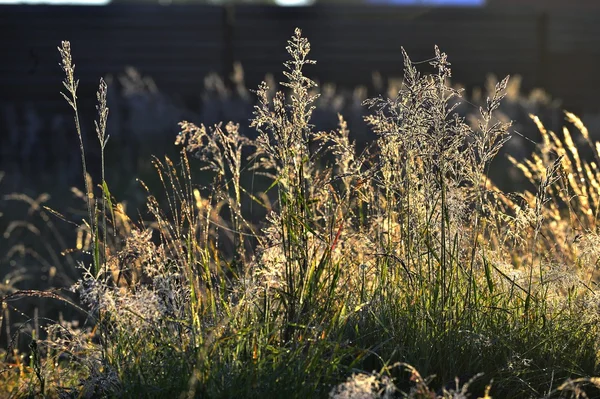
xmin=231 ymin=6 xmax=540 ymax=93
xmin=546 ymin=10 xmax=600 ymax=113
xmin=0 ymin=4 xmax=599 ymax=112
xmin=0 ymin=5 xmax=225 ymax=112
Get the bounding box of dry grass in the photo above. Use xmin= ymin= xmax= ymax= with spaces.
xmin=1 ymin=28 xmax=600 ymax=398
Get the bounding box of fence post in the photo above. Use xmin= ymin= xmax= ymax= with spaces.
xmin=536 ymin=11 xmax=548 ymax=91
xmin=223 ymin=4 xmax=236 ymax=89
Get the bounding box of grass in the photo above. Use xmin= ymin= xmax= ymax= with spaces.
xmin=1 ymin=28 xmax=600 ymax=398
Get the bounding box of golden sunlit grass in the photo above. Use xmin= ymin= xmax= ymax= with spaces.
xmin=1 ymin=28 xmax=600 ymax=398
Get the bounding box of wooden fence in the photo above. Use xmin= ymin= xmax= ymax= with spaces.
xmin=0 ymin=4 xmax=599 ymax=113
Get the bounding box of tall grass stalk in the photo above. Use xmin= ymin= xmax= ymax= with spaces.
xmin=58 ymin=42 xmax=94 ymax=253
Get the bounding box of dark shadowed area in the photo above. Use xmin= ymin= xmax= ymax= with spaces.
xmin=1 ymin=1 xmax=599 ymax=194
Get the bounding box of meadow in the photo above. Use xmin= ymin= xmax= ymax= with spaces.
xmin=1 ymin=28 xmax=600 ymax=398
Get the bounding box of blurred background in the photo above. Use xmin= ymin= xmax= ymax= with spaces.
xmin=1 ymin=0 xmax=599 ymax=191
xmin=0 ymin=0 xmax=599 ymax=291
